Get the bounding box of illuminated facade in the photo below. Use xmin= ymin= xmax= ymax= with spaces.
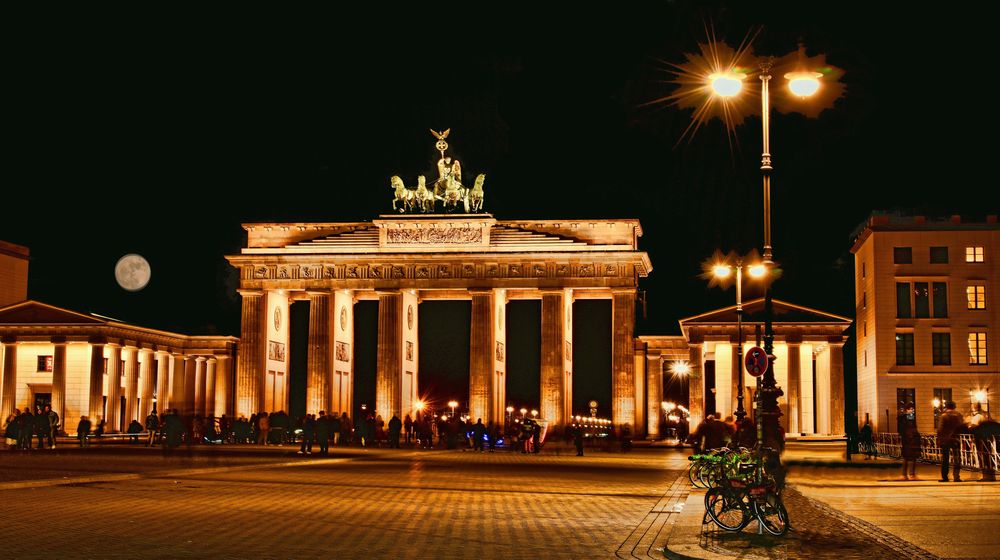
xmin=639 ymin=299 xmax=851 ymax=437
xmin=851 ymin=214 xmax=1000 ymax=433
xmin=225 ymin=214 xmax=652 ymax=429
xmin=0 ymin=301 xmax=237 ymax=434
xmin=0 ymin=241 xmax=28 ymax=308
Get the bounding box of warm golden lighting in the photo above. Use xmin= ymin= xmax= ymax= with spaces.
xmin=785 ymin=71 xmax=822 ymax=97
xmin=932 ymin=397 xmax=941 ymax=408
xmin=415 ymin=400 xmax=426 ymax=411
xmin=709 ymin=72 xmax=746 ymax=97
xmin=520 ymin=408 xmax=528 ymax=415
xmin=669 ymin=361 xmax=692 ymax=376
xmin=506 ymin=406 xmax=514 ymax=413
xmin=973 ymin=390 xmax=988 ymax=403
xmin=662 ymin=401 xmax=677 ymax=412
xmin=530 ymin=409 xmax=539 ymax=418
xmin=748 ymin=264 xmax=767 ymax=278
xmin=447 ymin=400 xmax=458 ymax=408
xmin=712 ymin=264 xmax=732 ymax=279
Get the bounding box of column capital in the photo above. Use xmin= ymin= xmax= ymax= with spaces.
xmin=612 ymin=288 xmax=637 ymax=296
xmin=2 ymin=335 xmax=16 ymax=345
xmin=207 ymin=356 xmax=218 ymax=364
xmin=306 ymin=290 xmax=332 ymax=297
xmin=195 ymin=356 xmax=207 ymax=363
xmin=238 ymin=289 xmax=264 ymax=297
xmin=50 ymin=336 xmax=67 ymax=345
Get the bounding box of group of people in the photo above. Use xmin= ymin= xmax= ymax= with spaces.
xmin=686 ymin=414 xmax=757 ymax=453
xmin=3 ymin=404 xmax=60 ymax=450
xmin=877 ymin=400 xmax=999 ymax=482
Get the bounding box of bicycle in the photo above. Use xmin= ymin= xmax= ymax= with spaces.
xmin=704 ymin=454 xmax=789 ymax=536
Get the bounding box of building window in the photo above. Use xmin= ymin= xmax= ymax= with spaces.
xmin=966 ymin=246 xmax=985 ymax=263
xmin=968 ymin=332 xmax=988 ymax=365
xmin=896 ymin=283 xmax=911 ymax=318
xmin=863 ymin=321 xmax=867 ymax=337
xmin=894 ymin=247 xmax=913 ymax=264
xmin=932 ymin=333 xmax=951 ymax=365
xmin=36 ymin=355 xmax=53 ymax=372
xmin=862 ymin=291 xmax=867 ymax=309
xmin=930 ymin=246 xmax=949 ymax=264
xmin=863 ymin=350 xmax=867 ymax=367
xmin=897 ymin=281 xmax=947 ymax=318
xmin=914 ymin=282 xmax=930 ymax=318
xmin=933 ymin=283 xmax=948 ymax=317
xmin=967 ymin=285 xmax=986 ymax=310
xmin=861 ymin=262 xmax=866 ymax=278
xmin=896 ymin=333 xmax=915 ymax=365
xmin=933 ymin=388 xmax=952 ymax=428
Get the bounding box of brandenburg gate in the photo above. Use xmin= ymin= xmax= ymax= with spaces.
xmin=225 ymin=214 xmax=652 ymax=428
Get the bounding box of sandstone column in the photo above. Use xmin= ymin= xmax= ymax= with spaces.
xmin=105 ymin=344 xmax=122 ymax=432
xmin=51 ymin=339 xmax=67 ymax=433
xmin=469 ymin=290 xmax=495 ymax=423
xmin=492 ymin=289 xmax=507 ymax=424
xmin=332 ymin=290 xmax=355 ymax=416
xmin=786 ymin=341 xmax=801 ymax=435
xmin=236 ymin=290 xmax=265 ymax=417
xmin=170 ymin=353 xmax=186 ymax=414
xmin=124 ymin=346 xmax=140 ymax=426
xmin=611 ymin=290 xmax=636 ymax=430
xmin=205 ymin=357 xmax=217 ymax=417
xmin=401 ymin=290 xmax=418 ymax=418
xmin=1 ymin=337 xmax=17 ymax=422
xmin=829 ymin=341 xmax=845 ymax=436
xmin=306 ymin=291 xmax=331 ymax=415
xmin=154 ymin=351 xmax=170 ymax=413
xmin=215 ymin=355 xmax=233 ymax=417
xmin=376 ymin=291 xmax=402 ymax=420
xmin=138 ymin=349 xmax=154 ymax=421
xmin=184 ymin=357 xmax=198 ymax=416
xmin=194 ymin=356 xmax=207 ymax=417
xmin=687 ymin=343 xmax=704 ymax=428
xmin=646 ymin=354 xmax=662 ymax=437
xmin=540 ymin=290 xmax=566 ymax=425
xmin=87 ymin=341 xmax=105 ymax=422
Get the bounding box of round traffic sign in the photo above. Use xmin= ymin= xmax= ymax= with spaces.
xmin=745 ymin=346 xmax=769 ymax=377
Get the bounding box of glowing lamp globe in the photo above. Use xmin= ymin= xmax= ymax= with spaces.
xmin=712 ymin=264 xmax=732 ymax=279
xmin=748 ymin=264 xmax=767 ymax=278
xmin=784 ymin=71 xmax=823 ymax=98
xmin=709 ymin=72 xmax=745 ymax=97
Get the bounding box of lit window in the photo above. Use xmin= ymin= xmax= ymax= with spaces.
xmin=967 ymin=285 xmax=986 ymax=310
xmin=36 ymin=355 xmax=53 ymax=372
xmin=965 ymin=246 xmax=985 ymax=263
xmin=968 ymin=332 xmax=988 ymax=365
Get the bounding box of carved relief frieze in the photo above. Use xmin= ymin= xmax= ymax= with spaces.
xmin=385 ymin=227 xmax=483 ymax=244
xmin=579 ymin=264 xmax=594 ymax=277
xmin=324 ymin=266 xmax=337 ymax=279
xmin=462 ymin=264 xmax=476 ymax=278
xmin=486 ymin=264 xmax=499 ymax=277
xmin=302 ymin=266 xmax=315 ymax=279
xmin=508 ymin=264 xmax=522 ymax=277
xmin=253 ymin=266 xmax=269 ymax=279
xmin=556 ymin=264 xmax=569 ymax=277
xmin=277 ymin=266 xmax=291 ymax=280
xmin=416 ymin=266 xmax=430 ymax=279
xmin=437 ymin=264 xmax=451 ymax=278
xmin=370 ymin=266 xmax=383 ymax=279
xmin=532 ymin=264 xmax=546 ymax=277
xmin=604 ymin=264 xmax=617 ymax=276
xmin=391 ymin=266 xmax=405 ymax=279
xmin=346 ymin=265 xmax=360 ymax=279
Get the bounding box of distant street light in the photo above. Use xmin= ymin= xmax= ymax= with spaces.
xmin=520 ymin=407 xmax=528 ymax=419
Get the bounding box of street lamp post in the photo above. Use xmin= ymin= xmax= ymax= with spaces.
xmin=713 ymin=259 xmax=766 ymax=425
xmin=448 ymin=400 xmax=458 ymax=418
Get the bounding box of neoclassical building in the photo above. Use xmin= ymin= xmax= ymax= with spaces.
xmin=0 ymin=301 xmax=237 ymax=433
xmin=226 ymin=214 xmax=652 ymax=428
xmin=639 ymin=299 xmax=851 ymax=437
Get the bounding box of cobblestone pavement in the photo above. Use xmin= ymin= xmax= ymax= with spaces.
xmin=693 ymin=487 xmax=938 ymax=560
xmin=0 ymin=446 xmax=687 ymax=559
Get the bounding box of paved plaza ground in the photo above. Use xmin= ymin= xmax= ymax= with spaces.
xmin=1 ymin=444 xmax=997 ymax=559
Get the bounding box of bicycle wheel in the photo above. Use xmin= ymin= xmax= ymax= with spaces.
xmin=753 ymin=492 xmax=789 ymax=536
xmin=688 ymin=462 xmax=704 ymax=488
xmin=705 ymin=487 xmax=751 ymax=531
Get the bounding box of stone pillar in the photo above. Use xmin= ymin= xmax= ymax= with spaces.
xmin=236 ymin=290 xmax=265 ymax=417
xmin=829 ymin=342 xmax=845 ymax=436
xmin=492 ymin=289 xmax=507 ymax=424
xmin=216 ymin=355 xmax=233 ymax=417
xmin=732 ymin=342 xmax=743 ymax=420
xmin=611 ymin=290 xmax=636 ymax=430
xmin=1 ymin=338 xmax=17 ymax=422
xmin=469 ymin=290 xmax=495 ymax=423
xmin=51 ymin=339 xmax=68 ymax=433
xmin=687 ymin=343 xmax=704 ymax=428
xmin=184 ymin=356 xmax=205 ymax=416
xmin=540 ymin=290 xmax=567 ymax=426
xmin=124 ymin=346 xmax=140 ymax=426
xmin=87 ymin=342 xmax=105 ymax=422
xmin=170 ymin=353 xmax=186 ymax=414
xmin=307 ymin=291 xmax=331 ymax=415
xmin=154 ymin=351 xmax=170 ymax=413
xmin=786 ymin=342 xmax=801 ymax=435
xmin=401 ymin=290 xmax=418 ymax=418
xmin=106 ymin=344 xmax=122 ymax=432
xmin=376 ymin=291 xmax=402 ymax=420
xmin=138 ymin=349 xmax=154 ymax=421
xmin=332 ymin=290 xmax=355 ymax=416
xmin=646 ymin=354 xmax=662 ymax=438
xmin=205 ymin=358 xmax=217 ymax=417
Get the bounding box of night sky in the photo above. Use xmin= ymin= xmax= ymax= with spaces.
xmin=5 ymin=5 xmax=998 ymax=416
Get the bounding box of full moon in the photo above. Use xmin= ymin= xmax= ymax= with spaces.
xmin=115 ymin=254 xmax=151 ymax=292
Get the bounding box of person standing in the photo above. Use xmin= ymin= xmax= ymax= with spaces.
xmin=404 ymin=414 xmax=413 ymax=445
xmin=257 ymin=413 xmax=270 ymax=446
xmin=972 ymin=413 xmax=999 ymax=482
xmin=937 ymin=401 xmax=965 ymax=482
xmin=859 ymin=418 xmax=876 ymax=460
xmin=471 ymin=418 xmax=486 ymax=452
xmin=76 ymin=415 xmax=91 ymax=447
xmin=298 ymin=414 xmax=315 ymax=455
xmin=44 ymin=404 xmax=59 ymax=449
xmin=388 ymin=414 xmax=402 ymax=449
xmin=316 ymin=412 xmax=330 ymax=454
xmin=574 ymin=424 xmax=585 ymax=457
xmin=899 ymin=404 xmax=921 ymax=480
xmin=145 ymin=410 xmax=160 ymax=447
